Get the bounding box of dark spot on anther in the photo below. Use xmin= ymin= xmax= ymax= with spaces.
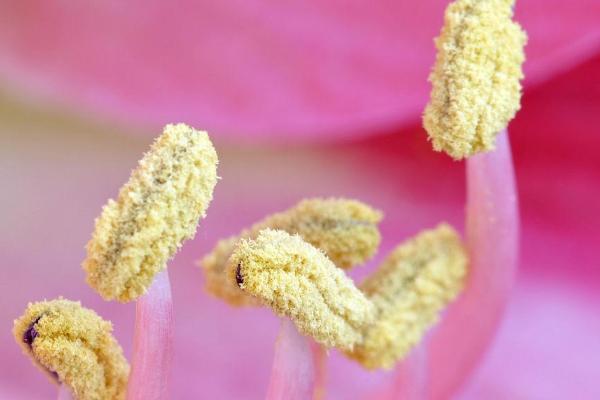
xmin=23 ymin=316 xmax=60 ymax=382
xmin=23 ymin=316 xmax=41 ymax=347
xmin=236 ymin=264 xmax=244 ymax=286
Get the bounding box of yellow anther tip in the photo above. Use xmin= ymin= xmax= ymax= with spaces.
xmin=13 ymin=298 xmax=129 ymax=400
xmin=347 ymin=223 xmax=468 ymax=370
xmin=228 ymin=229 xmax=375 ymax=350
xmin=423 ymin=0 xmax=527 ymax=159
xmin=83 ymin=123 xmax=219 ymax=302
xmin=288 ymin=198 xmax=383 ymax=269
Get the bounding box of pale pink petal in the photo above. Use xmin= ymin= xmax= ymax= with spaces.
xmin=461 ymin=277 xmax=600 ymax=399
xmin=427 ymin=132 xmax=519 ymax=399
xmin=127 ymin=269 xmax=174 ymax=400
xmin=266 ymin=319 xmax=316 ymax=400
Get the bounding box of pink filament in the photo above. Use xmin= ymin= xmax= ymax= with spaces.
xmin=378 ymin=131 xmax=518 ymax=399
xmin=57 ymin=385 xmax=73 ymax=400
xmin=266 ymin=319 xmax=322 ymax=400
xmin=427 ymin=131 xmax=519 ymax=398
xmin=373 ymin=344 xmax=428 ymax=400
xmin=127 ymin=269 xmax=174 ymax=400
xmin=311 ymin=341 xmax=327 ymax=400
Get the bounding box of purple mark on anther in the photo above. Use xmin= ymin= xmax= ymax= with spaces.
xmin=236 ymin=264 xmax=244 ymax=286
xmin=23 ymin=316 xmax=61 ymax=382
xmin=23 ymin=317 xmax=41 ymax=347
xmin=50 ymin=371 xmax=59 ymax=381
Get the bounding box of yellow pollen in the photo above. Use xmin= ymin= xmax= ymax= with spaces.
xmin=423 ymin=0 xmax=527 ymax=159
xmin=83 ymin=123 xmax=219 ymax=302
xmin=346 ymin=224 xmax=468 ymax=370
xmin=201 ymin=198 xmax=382 ymax=306
xmin=13 ymin=298 xmax=130 ymax=400
xmin=228 ymin=229 xmax=375 ymax=350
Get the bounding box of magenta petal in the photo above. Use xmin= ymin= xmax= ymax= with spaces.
xmin=267 ymin=319 xmax=317 ymax=400
xmin=1 ymin=2 xmax=597 ymax=140
xmin=427 ymin=132 xmax=519 ymax=398
xmin=127 ymin=270 xmax=174 ymax=400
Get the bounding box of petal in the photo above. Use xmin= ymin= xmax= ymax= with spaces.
xmin=461 ymin=278 xmax=600 ymax=399
xmin=0 ymin=1 xmax=598 ymax=140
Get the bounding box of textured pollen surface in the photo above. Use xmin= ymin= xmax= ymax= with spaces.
xmin=201 ymin=198 xmax=382 ymax=306
xmin=346 ymin=224 xmax=468 ymax=370
xmin=13 ymin=299 xmax=129 ymax=400
xmin=423 ymin=0 xmax=526 ymax=159
xmin=228 ymin=229 xmax=375 ymax=350
xmin=83 ymin=123 xmax=219 ymax=302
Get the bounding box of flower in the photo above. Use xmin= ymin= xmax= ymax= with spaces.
xmin=1 ymin=1 xmax=599 ymax=399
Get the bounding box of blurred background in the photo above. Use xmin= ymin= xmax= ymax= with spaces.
xmin=1 ymin=1 xmax=599 ymax=399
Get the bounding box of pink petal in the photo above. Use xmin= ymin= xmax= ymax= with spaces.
xmin=461 ymin=277 xmax=600 ymax=399
xmin=0 ymin=1 xmax=597 ymax=140
xmin=266 ymin=319 xmax=317 ymax=400
xmin=127 ymin=269 xmax=174 ymax=400
xmin=427 ymin=132 xmax=519 ymax=399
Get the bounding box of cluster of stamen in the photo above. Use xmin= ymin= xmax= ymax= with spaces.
xmin=14 ymin=124 xmax=220 ymax=399
xmin=13 ymin=0 xmax=528 ymax=394
xmin=200 ymin=198 xmax=382 ymax=306
xmin=205 ymin=199 xmax=468 ymax=369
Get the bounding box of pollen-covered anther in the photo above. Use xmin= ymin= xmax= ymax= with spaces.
xmin=423 ymin=0 xmax=527 ymax=159
xmin=13 ymin=298 xmax=130 ymax=400
xmin=227 ymin=229 xmax=375 ymax=350
xmin=346 ymin=223 xmax=468 ymax=370
xmin=83 ymin=123 xmax=219 ymax=302
xmin=201 ymin=198 xmax=382 ymax=306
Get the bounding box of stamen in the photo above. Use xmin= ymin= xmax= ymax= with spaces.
xmin=346 ymin=224 xmax=468 ymax=370
xmin=228 ymin=229 xmax=375 ymax=350
xmin=423 ymin=0 xmax=527 ymax=159
xmin=201 ymin=198 xmax=382 ymax=306
xmin=13 ymin=298 xmax=130 ymax=400
xmin=83 ymin=123 xmax=219 ymax=302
